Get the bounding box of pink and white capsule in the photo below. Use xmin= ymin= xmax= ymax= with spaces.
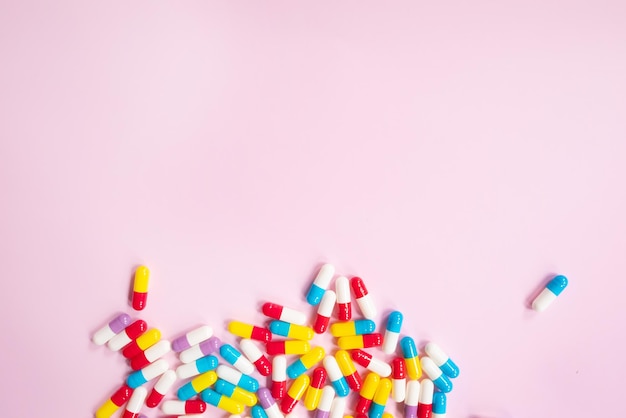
xmin=335 ymin=276 xmax=352 ymax=321
xmin=172 ymin=325 xmax=213 ymax=353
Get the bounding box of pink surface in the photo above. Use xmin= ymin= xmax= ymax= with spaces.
xmin=1 ymin=1 xmax=625 ymax=417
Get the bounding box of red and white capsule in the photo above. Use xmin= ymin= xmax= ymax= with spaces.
xmin=122 ymin=386 xmax=147 ymax=418
xmin=240 ymin=339 xmax=272 ymax=376
xmin=130 ymin=340 xmax=171 ymax=371
xmin=271 ymin=355 xmax=287 ymax=399
xmin=417 ymin=379 xmax=433 ymax=418
xmin=146 ymin=369 xmax=176 ymax=408
xmin=161 ymin=400 xmax=207 ymax=415
xmin=350 ymin=350 xmax=392 ymax=377
xmin=391 ymin=358 xmax=406 ymax=402
xmin=262 ymin=302 xmax=307 ymax=325
xmin=335 ymin=276 xmax=352 ymax=321
xmin=313 ymin=290 xmax=336 ymax=334
xmin=350 ymin=277 xmax=376 ymax=319
xmin=107 ymin=320 xmax=147 ymax=351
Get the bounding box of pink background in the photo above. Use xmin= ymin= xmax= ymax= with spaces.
xmin=1 ymin=1 xmax=625 ymax=417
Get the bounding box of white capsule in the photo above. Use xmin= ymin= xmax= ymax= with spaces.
xmin=92 ymin=314 xmax=131 ymax=345
xmin=126 ymin=386 xmax=147 ymax=413
xmin=322 ymin=356 xmax=343 ymax=381
xmin=264 ymin=402 xmax=283 ymax=418
xmin=240 ymin=339 xmax=264 ymax=362
xmin=351 ymin=277 xmax=376 ymax=319
xmin=140 ymin=358 xmax=169 ymax=381
xmin=216 ymin=365 xmax=248 ymax=387
xmin=317 ymin=290 xmax=336 ymax=317
xmin=405 ymin=380 xmax=420 ymax=407
xmin=161 ymin=400 xmax=197 ymax=415
xmin=314 ymin=264 xmax=334 ymax=289
xmin=107 ymin=330 xmax=133 ymax=351
xmin=153 ymin=369 xmax=177 ymax=394
xmin=317 ymin=386 xmax=335 ymax=413
xmin=363 ymin=355 xmax=392 ymax=377
xmin=232 ymin=354 xmax=255 ymax=375
xmin=329 ymin=395 xmax=346 ymax=418
xmin=285 ymin=413 xmax=299 ymax=418
xmin=172 ymin=325 xmax=213 ymax=352
xmin=176 ymin=362 xmax=202 ymax=380
xmin=272 ymin=355 xmax=287 ymax=381
xmin=418 ymin=379 xmax=434 ymax=405
xmin=532 ymin=275 xmax=568 ymax=312
xmin=142 ymin=340 xmax=172 ymax=363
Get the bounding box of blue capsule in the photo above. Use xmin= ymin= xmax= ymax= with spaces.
xmin=196 ymin=355 xmax=219 ymax=373
xmin=382 ymin=311 xmax=403 ymax=354
xmin=220 ymin=344 xmax=243 ymax=364
xmin=306 ymin=264 xmax=334 ymax=306
xmin=433 ymin=392 xmax=447 ymax=416
xmin=532 ymin=274 xmax=569 ymax=311
xmin=251 ymin=405 xmax=268 ymax=418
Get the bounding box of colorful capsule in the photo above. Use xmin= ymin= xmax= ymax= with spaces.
xmin=337 ymin=333 xmax=382 ymax=350
xmin=262 ymin=302 xmax=307 ymax=325
xmin=335 ymin=350 xmax=362 ymax=391
xmin=177 ymin=371 xmax=218 ymax=400
xmin=432 ymin=392 xmax=446 ymax=418
xmin=323 ymin=355 xmax=350 ymax=397
xmin=351 ymin=350 xmax=391 ymax=377
xmin=400 ymin=337 xmax=422 ymax=380
xmin=258 ymin=388 xmax=284 ymax=418
xmin=316 ymin=386 xmax=336 ymax=418
xmin=176 ymin=355 xmax=219 ymax=379
xmin=266 ymin=340 xmax=310 ymax=355
xmin=269 ymin=320 xmax=314 ymax=341
xmin=532 ymin=274 xmax=568 ymax=311
xmin=382 ymin=311 xmax=403 ymax=354
xmin=215 ymin=379 xmax=258 ymax=407
xmin=131 ymin=265 xmax=149 ymax=311
xmin=314 ymin=290 xmax=336 ymax=334
xmin=127 ymin=358 xmax=169 ymax=388
xmin=382 ymin=413 xmax=393 ymax=418
xmin=369 ymin=378 xmax=391 ymax=418
xmin=220 ymin=343 xmax=256 ymax=375
xmin=252 ymin=404 xmax=269 ymax=418
xmin=172 ymin=325 xmax=213 ymax=352
xmin=335 ymin=276 xmax=352 ymax=321
xmin=121 ymin=386 xmax=147 ymax=418
xmin=95 ymin=384 xmax=132 ymax=418
xmin=240 ymin=339 xmax=272 ymax=376
xmin=93 ymin=313 xmax=132 ymax=345
xmin=350 ymin=277 xmax=376 ymax=319
xmin=228 ymin=321 xmax=272 ymax=342
xmin=281 ymin=374 xmax=310 ymax=413
xmin=122 ymin=328 xmax=161 ymax=359
xmin=424 ymin=343 xmax=459 ymax=378
xmin=271 ymin=355 xmax=287 ymax=399
xmin=161 ymin=400 xmax=207 ymax=415
xmin=146 ymin=369 xmax=176 ymax=407
xmin=329 ymin=396 xmax=347 ymax=418
xmin=216 ymin=365 xmax=259 ymax=392
xmin=404 ymin=380 xmax=420 ymax=418
xmin=306 ymin=263 xmax=335 ymax=305
xmin=304 ymin=367 xmax=327 ymax=410
xmin=420 ymin=357 xmax=452 ymax=393
xmin=130 ymin=340 xmax=171 ymax=370
xmin=391 ymin=358 xmax=406 ymax=402
xmin=355 ymin=372 xmax=380 ymax=414
xmin=287 ymin=346 xmax=325 ymax=378
xmin=330 ymin=320 xmax=376 ymax=337
xmin=107 ymin=320 xmax=147 ymax=351
xmin=180 ymin=336 xmax=221 ymax=363
xmin=201 ymin=388 xmax=245 ymax=414
xmin=417 ymin=379 xmax=433 ymax=418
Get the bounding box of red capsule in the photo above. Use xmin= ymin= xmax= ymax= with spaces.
xmin=111 ymin=384 xmax=133 ymax=406
xmin=313 ymin=314 xmax=330 ymax=334
xmin=254 ymin=356 xmax=272 ymax=376
xmin=362 ymin=333 xmax=383 ymax=348
xmin=392 ymin=358 xmax=406 ymax=379
xmin=311 ymin=367 xmax=327 ymax=389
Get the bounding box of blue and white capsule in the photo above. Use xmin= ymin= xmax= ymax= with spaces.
xmin=252 ymin=404 xmax=269 ymax=418
xmin=220 ymin=344 xmax=256 ymax=375
xmin=532 ymin=275 xmax=568 ymax=312
xmin=323 ymin=355 xmax=350 ymax=397
xmin=425 ymin=343 xmax=459 ymax=378
xmin=306 ymin=263 xmax=335 ymax=306
xmin=432 ymin=392 xmax=447 ymax=418
xmin=176 ymin=355 xmax=219 ymax=379
xmin=127 ymin=358 xmax=169 ymax=388
xmin=216 ymin=365 xmax=260 ymax=392
xmin=382 ymin=311 xmax=403 ymax=354
xmin=420 ymin=357 xmax=453 ymax=393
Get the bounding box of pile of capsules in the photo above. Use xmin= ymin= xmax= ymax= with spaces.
xmin=93 ymin=264 xmax=460 ymax=418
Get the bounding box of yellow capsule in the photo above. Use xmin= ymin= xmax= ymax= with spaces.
xmin=134 ymin=265 xmax=150 ymax=292
xmin=287 ymin=374 xmax=310 ymax=400
xmin=95 ymin=399 xmax=118 ymax=418
xmin=136 ymin=328 xmax=161 ymax=350
xmin=382 ymin=413 xmax=393 ymax=418
xmin=227 ymin=321 xmax=272 ymax=342
xmin=404 ymin=356 xmax=422 ymax=380
xmin=373 ymin=378 xmax=392 ymax=406
xmin=230 ymin=386 xmax=257 ymax=407
xmin=337 ymin=333 xmax=382 ymax=350
xmin=335 ymin=350 xmax=357 ymax=375
xmin=345 ymin=416 xmax=354 ymax=418
xmin=359 ymin=372 xmax=380 ymax=400
xmin=304 ymin=385 xmax=323 ymax=411
xmin=270 ymin=320 xmax=315 ymax=340
xmin=217 ymin=395 xmax=245 ymax=415
xmin=330 ymin=320 xmax=375 ymax=337
xmin=191 ymin=371 xmax=218 ymax=393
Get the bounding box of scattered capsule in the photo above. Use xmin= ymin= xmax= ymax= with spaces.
xmin=350 ymin=277 xmax=376 ymax=319
xmin=532 ymin=274 xmax=568 ymax=311
xmin=146 ymin=369 xmax=176 ymax=407
xmin=172 ymin=325 xmax=213 ymax=352
xmin=323 ymin=355 xmax=350 ymax=397
xmin=432 ymin=392 xmax=446 ymax=418
xmin=201 ymin=388 xmax=245 ymax=415
xmin=355 ymin=372 xmax=380 ymax=414
xmin=281 ymin=374 xmax=310 ymax=413
xmin=262 ymin=302 xmax=307 ymax=325
xmin=303 ymin=367 xmax=327 ymax=410
xmin=330 ymin=320 xmax=376 ymax=337
xmin=400 ymin=337 xmax=422 ymax=380
xmin=92 ymin=313 xmax=132 ymax=345
xmin=122 ymin=328 xmax=161 ymax=359
xmin=316 ymin=386 xmax=336 ymax=418
xmin=177 ymin=371 xmax=218 ymax=400
xmin=337 ymin=333 xmax=382 ymax=350
xmin=271 ymin=355 xmax=287 ymax=399
xmin=257 ymin=387 xmax=284 ymax=418
xmin=420 ymin=357 xmax=453 ymax=393
xmin=130 ymin=340 xmax=171 ymax=370
xmin=314 ymin=290 xmax=336 ymax=334
xmin=240 ymin=339 xmax=272 ymax=376
xmin=176 ymin=355 xmax=219 ymax=379
xmin=126 ymin=358 xmax=169 ymax=388
xmin=220 ymin=344 xmax=256 ymax=375
xmin=369 ymin=378 xmax=391 ymax=418
xmin=287 ymin=346 xmax=325 ymax=379
xmin=107 ymin=320 xmax=147 ymax=351
xmin=95 ymin=384 xmax=132 ymax=418
xmin=335 ymin=276 xmax=352 ymax=321
xmin=391 ymin=358 xmax=406 ymax=402
xmin=180 ymin=336 xmax=221 ymax=363
xmin=329 ymin=395 xmax=347 ymax=418
xmin=424 ymin=343 xmax=459 ymax=378
xmin=270 ymin=320 xmax=314 ymax=341
xmin=252 ymin=405 xmax=269 ymax=418
xmin=228 ymin=321 xmax=272 ymax=342
xmin=121 ymin=386 xmax=147 ymax=418
xmin=132 ymin=265 xmax=150 ymax=311
xmin=417 ymin=379 xmax=433 ymax=418
xmin=335 ymin=350 xmax=362 ymax=391
xmin=161 ymin=400 xmax=207 ymax=415
xmin=266 ymin=340 xmax=311 ymax=355
xmin=404 ymin=380 xmax=420 ymax=418
xmin=306 ymin=263 xmax=335 ymax=306
xmin=215 ymin=379 xmax=258 ymax=407
xmin=382 ymin=311 xmax=403 ymax=354
xmin=216 ymin=365 xmax=259 ymax=393
xmin=351 ymin=350 xmax=392 ymax=377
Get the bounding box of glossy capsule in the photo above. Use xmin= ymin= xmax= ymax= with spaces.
xmin=266 ymin=340 xmax=310 ymax=355
xmin=281 ymin=375 xmax=310 ymax=413
xmin=287 ymin=346 xmax=325 ymax=378
xmin=532 ymin=274 xmax=568 ymax=311
xmin=355 ymin=372 xmax=380 ymax=414
xmin=121 ymin=386 xmax=147 ymax=418
xmin=424 ymin=343 xmax=459 ymax=378
xmin=262 ymin=303 xmax=307 ymax=325
xmin=146 ymin=370 xmax=176 ymax=407
xmin=330 ymin=320 xmax=376 ymax=337
xmin=258 ymin=388 xmax=284 ymax=418
xmin=351 ymin=350 xmax=391 ymax=377
xmin=122 ymin=328 xmax=161 ymax=359
xmin=368 ymin=378 xmax=391 ymax=418
xmin=306 ymin=263 xmax=335 ymax=306
xmin=316 ymin=386 xmax=336 ymax=418
xmin=130 ymin=340 xmax=171 ymax=370
xmin=95 ymin=384 xmax=133 ymax=418
xmin=323 ymin=356 xmax=350 ymax=397
xmin=228 ymin=321 xmax=272 ymax=342
xmin=404 ymin=380 xmax=420 ymax=418
xmin=420 ymin=357 xmax=453 ymax=393
xmin=172 ymin=325 xmax=213 ymax=352
xmin=303 ymin=367 xmax=327 ymax=410
xmin=161 ymin=400 xmax=207 ymax=415
xmin=335 ymin=276 xmax=352 ymax=321
xmin=432 ymin=392 xmax=446 ymax=418
xmin=180 ymin=336 xmax=221 ymax=363
xmin=337 ymin=333 xmax=382 ymax=350
xmin=314 ymin=290 xmax=336 ymax=334
xmin=391 ymin=358 xmax=406 ymax=402
xmin=216 ymin=365 xmax=259 ymax=392
xmin=176 ymin=355 xmax=219 ymax=379
xmin=215 ymin=379 xmax=258 ymax=407
xmin=252 ymin=404 xmax=269 ymax=418
xmin=382 ymin=311 xmax=403 ymax=354
xmin=240 ymin=339 xmax=272 ymax=376
xmin=417 ymin=379 xmax=433 ymax=418
xmin=335 ymin=350 xmax=362 ymax=391
xmin=127 ymin=358 xmax=169 ymax=388
xmin=400 ymin=337 xmax=422 ymax=380
xmin=177 ymin=371 xmax=218 ymax=400
xmin=201 ymin=388 xmax=245 ymax=414
xmin=107 ymin=320 xmax=147 ymax=351
xmin=92 ymin=313 xmax=132 ymax=345
xmin=271 ymin=355 xmax=287 ymax=399
xmin=132 ymin=265 xmax=149 ymax=311
xmin=270 ymin=321 xmax=314 ymax=341
xmin=220 ymin=344 xmax=256 ymax=375
xmin=350 ymin=277 xmax=376 ymax=319
xmin=329 ymin=396 xmax=347 ymax=418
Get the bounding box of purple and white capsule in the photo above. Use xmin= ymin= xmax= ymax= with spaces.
xmin=257 ymin=388 xmax=283 ymax=418
xmin=172 ymin=325 xmax=213 ymax=352
xmin=404 ymin=380 xmax=420 ymax=418
xmin=180 ymin=336 xmax=221 ymax=363
xmin=315 ymin=386 xmax=335 ymax=418
xmin=92 ymin=313 xmax=132 ymax=345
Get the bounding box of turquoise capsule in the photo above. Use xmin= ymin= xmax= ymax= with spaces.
xmin=196 ymin=355 xmax=219 ymax=373
xmin=433 ymin=392 xmax=446 ymax=415
xmin=369 ymin=401 xmax=384 ymax=418
xmin=220 ymin=344 xmax=242 ymax=363
xmin=251 ymin=404 xmax=268 ymax=418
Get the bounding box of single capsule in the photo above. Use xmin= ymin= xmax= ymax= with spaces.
xmin=266 ymin=340 xmax=311 ymax=355
xmin=306 ymin=263 xmax=335 ymax=305
xmin=228 ymin=321 xmax=272 ymax=342
xmin=355 ymin=372 xmax=380 ymax=414
xmin=351 ymin=350 xmax=391 ymax=377
xmin=130 ymin=340 xmax=171 ymax=371
xmin=122 ymin=328 xmax=161 ymax=359
xmin=180 ymin=336 xmax=221 ymax=363
xmin=404 ymin=380 xmax=420 ymax=418
xmin=257 ymin=387 xmax=284 ymax=418
xmin=382 ymin=413 xmax=393 ymax=418
xmin=287 ymin=346 xmax=325 ymax=378
xmin=303 ymin=367 xmax=327 ymax=410
xmin=146 ymin=369 xmax=176 ymax=407
xmin=132 ymin=265 xmax=150 ymax=311
xmin=382 ymin=311 xmax=403 ymax=354
xmin=161 ymin=400 xmax=207 ymax=415
xmin=252 ymin=405 xmax=269 ymax=418
xmin=369 ymin=378 xmax=391 ymax=418
xmin=337 ymin=333 xmax=382 ymax=350
xmin=271 ymin=355 xmax=287 ymax=399
xmin=314 ymin=290 xmax=336 ymax=334
xmin=316 ymin=386 xmax=336 ymax=418
xmin=329 ymin=396 xmax=346 ymax=418
xmin=417 ymin=379 xmax=433 ymax=418
xmin=323 ymin=355 xmax=350 ymax=397
xmin=95 ymin=384 xmax=132 ymax=418
xmin=532 ymin=274 xmax=568 ymax=311
xmin=262 ymin=302 xmax=307 ymax=325
xmin=92 ymin=313 xmax=132 ymax=345
xmin=350 ymin=277 xmax=376 ymax=319
xmin=424 ymin=343 xmax=459 ymax=378
xmin=177 ymin=370 xmax=218 ymax=400
xmin=281 ymin=374 xmax=310 ymax=413
xmin=335 ymin=350 xmax=362 ymax=391
xmin=121 ymin=386 xmax=147 ymax=418
xmin=126 ymin=358 xmax=169 ymax=388
xmin=240 ymin=339 xmax=272 ymax=376
xmin=215 ymin=379 xmax=258 ymax=407
xmin=400 ymin=337 xmax=422 ymax=380
xmin=391 ymin=358 xmax=406 ymax=402
xmin=172 ymin=325 xmax=213 ymax=352
xmin=220 ymin=344 xmax=256 ymax=375
xmin=330 ymin=320 xmax=376 ymax=337
xmin=270 ymin=320 xmax=314 ymax=341
xmin=176 ymin=355 xmax=219 ymax=379
xmin=420 ymin=357 xmax=453 ymax=393
xmin=335 ymin=276 xmax=352 ymax=321
xmin=107 ymin=320 xmax=147 ymax=351
xmin=201 ymin=388 xmax=245 ymax=414
xmin=216 ymin=365 xmax=259 ymax=392
xmin=432 ymin=392 xmax=446 ymax=418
